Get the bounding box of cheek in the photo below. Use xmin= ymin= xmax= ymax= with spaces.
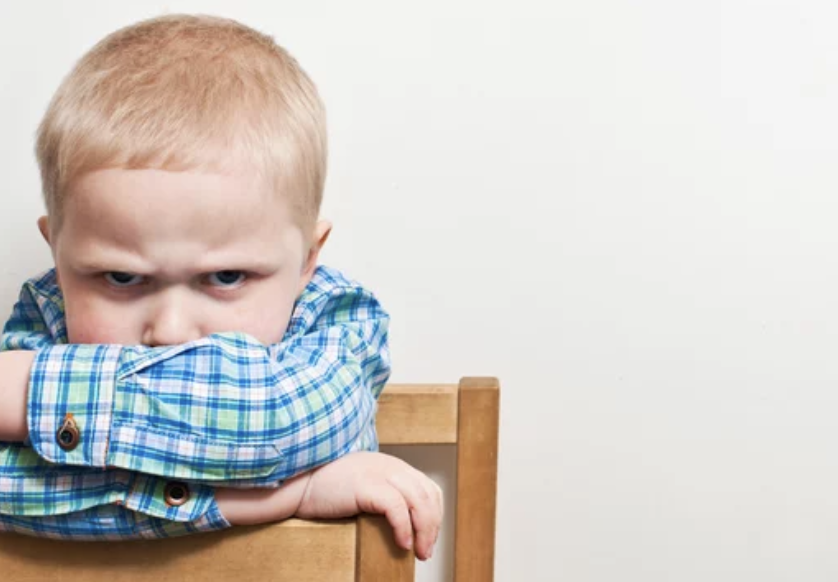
xmin=223 ymin=281 xmax=298 ymax=345
xmin=227 ymin=300 xmax=292 ymax=345
xmin=63 ymin=290 xmax=141 ymax=345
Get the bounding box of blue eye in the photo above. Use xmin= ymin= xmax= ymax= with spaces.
xmin=208 ymin=270 xmax=246 ymax=288
xmin=104 ymin=272 xmax=144 ymax=287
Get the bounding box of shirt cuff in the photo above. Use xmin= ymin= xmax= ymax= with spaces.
xmin=27 ymin=344 xmax=121 ymax=468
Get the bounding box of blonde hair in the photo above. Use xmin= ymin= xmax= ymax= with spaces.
xmin=36 ymin=14 xmax=327 ymax=234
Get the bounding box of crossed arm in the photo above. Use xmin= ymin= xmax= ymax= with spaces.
xmin=0 ymin=267 xmax=389 ymax=485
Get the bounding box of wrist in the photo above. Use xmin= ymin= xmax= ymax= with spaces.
xmin=294 ymin=471 xmax=317 ymax=517
xmin=215 ymin=471 xmax=314 ymax=526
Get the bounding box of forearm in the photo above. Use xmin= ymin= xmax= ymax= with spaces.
xmin=0 ymin=351 xmax=33 ymax=441
xmin=215 ymin=472 xmax=313 ymax=525
xmin=23 ymin=330 xmax=382 ymax=485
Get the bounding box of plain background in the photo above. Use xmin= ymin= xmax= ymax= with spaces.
xmin=2 ymin=1 xmax=838 ymax=580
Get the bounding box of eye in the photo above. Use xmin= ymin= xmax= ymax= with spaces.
xmin=207 ymin=270 xmax=247 ymax=289
xmin=104 ymin=272 xmax=144 ymax=287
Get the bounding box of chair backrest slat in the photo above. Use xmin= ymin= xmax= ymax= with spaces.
xmin=377 ymin=384 xmax=459 ymax=445
xmin=0 ymin=519 xmax=357 ymax=582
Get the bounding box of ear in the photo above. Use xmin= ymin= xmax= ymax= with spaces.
xmin=298 ymin=219 xmax=333 ymax=293
xmin=37 ymin=216 xmax=51 ymax=245
xmin=38 ymin=216 xmax=60 ymax=284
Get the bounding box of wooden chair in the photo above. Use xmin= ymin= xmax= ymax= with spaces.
xmin=0 ymin=377 xmax=500 ymax=581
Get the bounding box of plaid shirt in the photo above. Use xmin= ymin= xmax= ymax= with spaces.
xmin=0 ymin=265 xmax=390 ymax=539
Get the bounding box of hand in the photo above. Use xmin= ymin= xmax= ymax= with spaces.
xmin=216 ymin=451 xmax=443 ymax=560
xmin=297 ymin=451 xmax=443 ymax=561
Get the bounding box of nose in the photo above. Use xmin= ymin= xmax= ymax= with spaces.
xmin=143 ymin=288 xmax=202 ymax=347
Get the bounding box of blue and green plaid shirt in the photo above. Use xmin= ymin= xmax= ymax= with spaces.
xmin=0 ymin=265 xmax=390 ymax=539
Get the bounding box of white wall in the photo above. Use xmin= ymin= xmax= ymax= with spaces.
xmin=3 ymin=1 xmax=838 ymax=580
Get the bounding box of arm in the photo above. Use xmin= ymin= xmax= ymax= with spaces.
xmin=216 ymin=451 xmax=443 ymax=561
xmin=0 ymin=270 xmax=62 ymax=440
xmin=0 ymin=351 xmax=32 ymax=441
xmin=2 ymin=266 xmax=390 ymax=486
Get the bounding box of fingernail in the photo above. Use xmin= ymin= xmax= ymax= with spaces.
xmin=407 ymin=537 xmax=413 ymax=549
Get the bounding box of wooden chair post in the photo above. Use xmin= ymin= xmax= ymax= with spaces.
xmin=454 ymin=377 xmax=500 ymax=582
xmin=355 ymin=514 xmax=415 ymax=581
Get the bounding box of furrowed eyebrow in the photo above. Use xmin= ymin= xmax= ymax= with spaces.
xmin=70 ymin=257 xmax=153 ymax=274
xmin=195 ymin=261 xmax=282 ymax=273
xmin=190 ymin=252 xmax=286 ymax=274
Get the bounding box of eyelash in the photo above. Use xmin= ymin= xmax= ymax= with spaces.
xmin=104 ymin=272 xmax=143 ymax=288
xmin=206 ymin=271 xmax=247 ymax=289
xmin=102 ymin=271 xmax=250 ymax=291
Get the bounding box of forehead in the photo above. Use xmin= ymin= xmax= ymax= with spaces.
xmin=55 ymin=168 xmax=303 ymax=273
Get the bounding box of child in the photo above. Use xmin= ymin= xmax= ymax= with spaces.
xmin=0 ymin=14 xmax=441 ymax=560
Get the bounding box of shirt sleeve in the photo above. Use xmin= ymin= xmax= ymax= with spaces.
xmin=3 ymin=268 xmax=390 ymax=487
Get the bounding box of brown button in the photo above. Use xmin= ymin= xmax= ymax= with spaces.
xmin=56 ymin=415 xmax=80 ymax=451
xmin=164 ymin=482 xmax=190 ymax=507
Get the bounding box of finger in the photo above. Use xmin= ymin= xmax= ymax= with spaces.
xmin=359 ymin=485 xmax=414 ymax=551
xmin=388 ymin=472 xmax=442 ymax=560
xmin=412 ymin=477 xmax=443 ymax=559
xmin=425 ymin=479 xmax=444 ymax=552
xmin=415 ymin=473 xmax=444 ymax=559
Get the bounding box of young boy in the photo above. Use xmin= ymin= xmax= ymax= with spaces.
xmin=0 ymin=14 xmax=441 ymax=560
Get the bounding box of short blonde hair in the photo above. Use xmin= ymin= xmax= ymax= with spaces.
xmin=37 ymin=14 xmax=327 ymax=234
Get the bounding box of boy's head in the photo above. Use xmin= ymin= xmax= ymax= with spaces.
xmin=35 ymin=14 xmax=332 ymax=346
